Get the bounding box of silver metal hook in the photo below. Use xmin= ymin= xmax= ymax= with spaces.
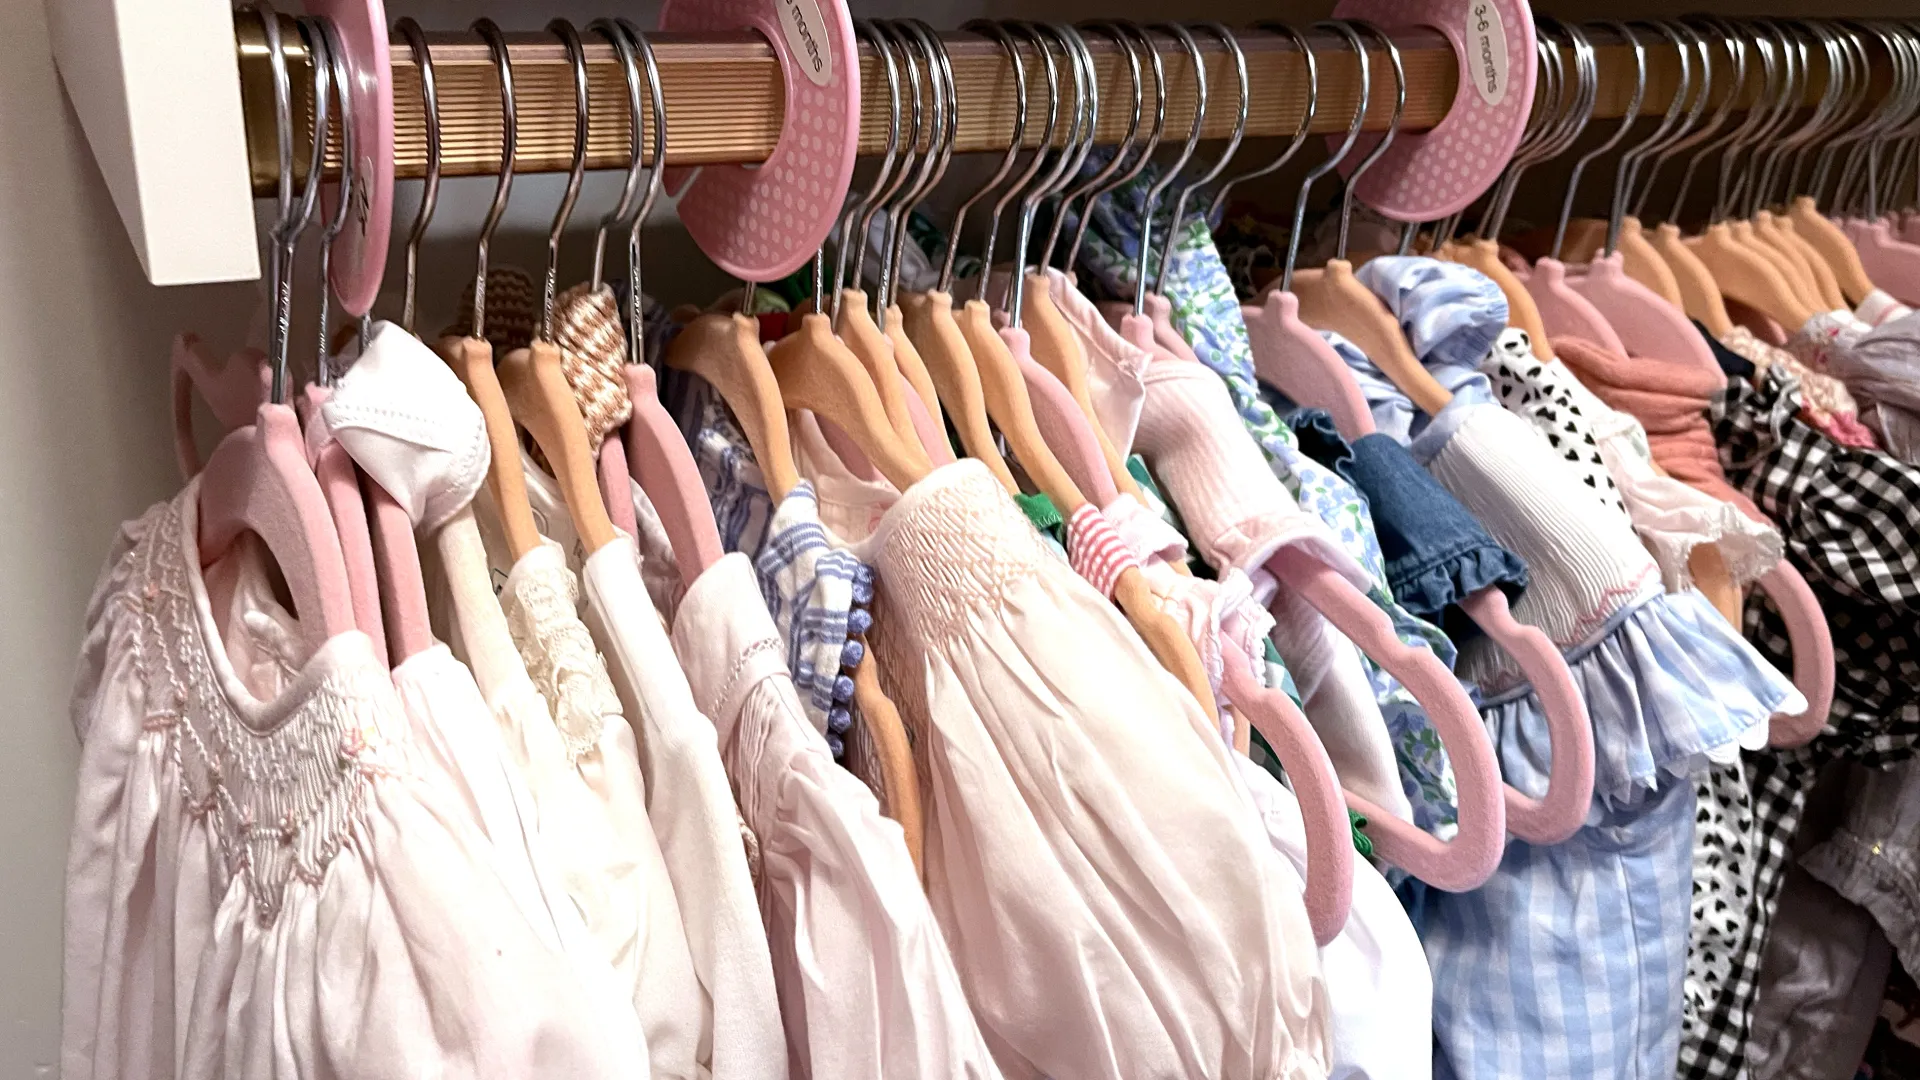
xmin=1045 ymin=20 xmax=1140 ymax=273
xmin=871 ymin=20 xmax=928 ymax=316
xmin=1210 ymin=22 xmax=1316 ymax=221
xmin=941 ymin=21 xmax=1027 ymax=296
xmin=969 ymin=19 xmax=1056 ymax=310
xmin=1005 ymin=20 xmax=1073 ymax=325
xmin=1665 ymin=16 xmax=1746 ymax=223
xmin=1283 ymin=21 xmax=1370 ymax=291
xmin=1710 ymin=20 xmax=1781 ymax=221
xmin=1480 ymin=31 xmax=1565 ymax=240
xmin=1612 ymin=21 xmax=1690 ymax=232
xmin=264 ymin=5 xmax=327 ymax=402
xmin=538 ymin=19 xmax=590 ymax=342
xmin=587 ymin=18 xmax=645 ymax=290
xmin=310 ymin=15 xmax=355 ymax=380
xmin=1064 ymin=20 xmax=1164 ymax=274
xmin=1164 ymin=22 xmax=1248 ymax=257
xmin=1334 ymin=20 xmax=1405 ymax=260
xmin=1031 ymin=22 xmax=1102 ymax=274
xmin=616 ymin=18 xmax=667 ymax=368
xmin=1630 ymin=20 xmax=1711 ymax=222
xmin=470 ymin=18 xmax=514 ymax=343
xmin=395 ymin=18 xmax=438 ymax=335
xmin=1592 ymin=21 xmax=1666 ymax=253
xmin=1135 ymin=22 xmax=1208 ymax=309
xmin=835 ymin=20 xmax=902 ymax=316
xmin=886 ymin=19 xmax=958 ymax=307
xmin=1551 ymin=22 xmax=1637 ymax=260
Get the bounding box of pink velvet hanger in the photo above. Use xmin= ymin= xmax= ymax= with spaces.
xmin=172 ymin=338 xmax=271 ymax=477
xmin=1570 ymin=252 xmax=1720 ymax=372
xmin=598 ymin=435 xmax=641 ymax=539
xmin=900 ymin=370 xmax=956 ymax=466
xmin=621 ymin=363 xmax=724 ymax=588
xmin=1527 ymin=257 xmax=1629 ymax=354
xmin=196 ymin=389 xmax=359 ymax=655
xmin=1261 ymin=547 xmax=1505 ymax=890
xmin=1754 ymin=564 xmax=1834 ymax=748
xmin=1125 ymin=308 xmax=1508 ymax=882
xmin=1841 ymin=217 xmax=1920 ymax=304
xmin=1019 ymin=348 xmax=1119 ymax=506
xmin=1243 ymin=291 xmax=1377 ymax=440
xmin=297 ymin=382 xmax=387 ymax=665
xmin=1221 ymin=645 xmax=1355 ymax=945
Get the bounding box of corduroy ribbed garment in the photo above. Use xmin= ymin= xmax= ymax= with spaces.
xmin=1132 ymin=357 xmax=1416 ymax=826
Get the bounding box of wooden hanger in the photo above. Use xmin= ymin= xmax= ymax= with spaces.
xmin=1293 ymin=260 xmax=1456 ymax=417
xmin=661 ymin=310 xmax=925 ymax=873
xmin=1688 ymin=222 xmax=1820 ymax=329
xmin=768 ymin=312 xmax=930 ymax=492
xmin=1445 ymin=238 xmax=1558 ymax=361
xmin=835 ymin=289 xmax=928 ymax=461
xmin=882 ymin=303 xmax=952 ymax=459
xmin=493 ymin=20 xmax=624 ymax=562
xmin=1790 ymin=196 xmax=1876 ymax=306
xmin=497 ymin=339 xmax=620 ymax=557
xmin=1734 ymin=217 xmax=1825 ymax=311
xmin=1759 ymin=211 xmax=1846 ymax=310
xmin=900 ymin=290 xmax=1020 ymax=494
xmin=1022 ymin=271 xmax=1145 ymax=503
xmin=664 ymin=313 xmax=802 ymax=494
xmin=960 ymin=299 xmax=1219 ymax=718
xmin=1651 ymin=223 xmax=1735 ymax=336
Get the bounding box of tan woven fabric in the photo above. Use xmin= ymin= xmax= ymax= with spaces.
xmin=446 ymin=265 xmax=538 ymax=356
xmin=552 ymin=283 xmax=634 ymax=448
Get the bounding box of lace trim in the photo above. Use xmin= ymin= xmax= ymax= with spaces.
xmin=497 ymin=557 xmax=626 ymax=764
xmin=131 ymin=497 xmax=396 ymax=925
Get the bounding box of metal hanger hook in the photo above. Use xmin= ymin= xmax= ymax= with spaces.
xmin=395 ymin=18 xmax=439 ymax=335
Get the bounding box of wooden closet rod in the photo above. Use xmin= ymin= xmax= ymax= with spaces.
xmin=237 ymin=14 xmax=1825 ymax=196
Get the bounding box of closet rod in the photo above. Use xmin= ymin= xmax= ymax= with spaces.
xmin=238 ymin=15 xmax=1820 ymax=195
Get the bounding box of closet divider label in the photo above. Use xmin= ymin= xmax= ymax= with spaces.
xmin=778 ymin=0 xmax=833 ymax=86
xmin=1468 ymin=1 xmax=1511 ymax=107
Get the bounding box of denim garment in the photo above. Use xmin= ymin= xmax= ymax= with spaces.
xmin=1696 ymin=320 xmax=1757 ymax=379
xmin=1290 ymin=408 xmax=1528 ymax=639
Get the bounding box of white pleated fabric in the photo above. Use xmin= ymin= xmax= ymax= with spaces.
xmin=331 ymin=324 xmax=709 ymax=1077
xmin=63 ymin=486 xmax=642 ymax=1079
xmin=858 ymin=459 xmax=1331 ymax=1080
xmin=579 ymin=535 xmax=790 ymax=1080
xmin=1132 ymin=359 xmax=1415 ymax=826
xmin=495 ymin=541 xmax=710 ymax=1077
xmin=672 ymin=552 xmax=1004 ymax=1080
xmin=1235 ymin=758 xmax=1435 ymax=1080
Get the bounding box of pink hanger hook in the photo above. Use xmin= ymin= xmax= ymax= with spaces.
xmin=302 ymin=0 xmax=392 ymax=316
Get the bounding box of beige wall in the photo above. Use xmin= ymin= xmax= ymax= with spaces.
xmin=2 ymin=4 xmax=256 ymax=1076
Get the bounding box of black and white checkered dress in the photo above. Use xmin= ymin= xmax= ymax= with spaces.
xmin=1677 ymin=370 xmax=1920 ymax=1080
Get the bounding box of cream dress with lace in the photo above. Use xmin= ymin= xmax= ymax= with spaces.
xmin=62 ymin=483 xmax=644 ymax=1079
